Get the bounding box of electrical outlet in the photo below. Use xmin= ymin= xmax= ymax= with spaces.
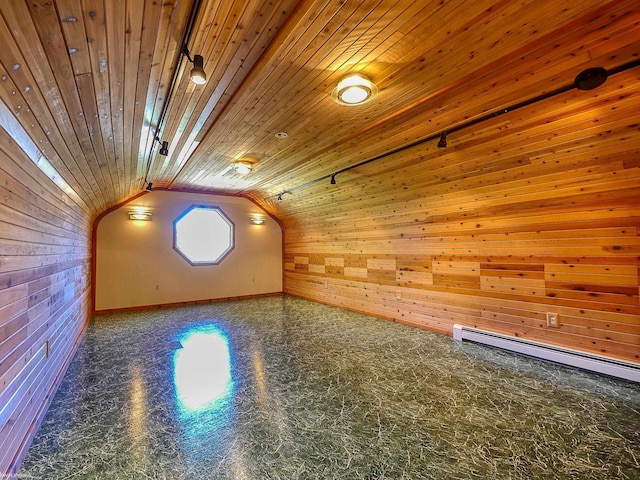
xmin=547 ymin=312 xmax=559 ymax=328
xmin=324 ymin=280 xmax=328 ymax=288
xmin=396 ymin=290 xmax=401 ymax=300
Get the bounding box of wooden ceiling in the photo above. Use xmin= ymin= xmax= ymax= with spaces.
xmin=0 ymin=0 xmax=638 ymax=219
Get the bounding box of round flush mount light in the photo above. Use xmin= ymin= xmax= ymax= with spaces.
xmin=233 ymin=161 xmax=253 ymax=175
xmin=331 ymin=73 xmax=378 ymax=106
xmin=274 ymin=132 xmax=288 ymax=139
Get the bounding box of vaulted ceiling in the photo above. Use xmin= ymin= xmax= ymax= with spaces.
xmin=0 ymin=0 xmax=638 ymax=220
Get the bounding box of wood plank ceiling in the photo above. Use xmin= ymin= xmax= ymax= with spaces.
xmin=0 ymin=0 xmax=638 ymax=220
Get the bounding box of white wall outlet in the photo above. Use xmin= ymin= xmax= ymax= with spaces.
xmin=547 ymin=312 xmax=559 ymax=328
xmin=396 ymin=290 xmax=401 ymax=300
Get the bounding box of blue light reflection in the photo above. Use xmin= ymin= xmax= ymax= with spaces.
xmin=173 ymin=326 xmax=233 ymax=414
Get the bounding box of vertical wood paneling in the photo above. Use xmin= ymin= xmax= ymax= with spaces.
xmin=0 ymin=126 xmax=90 ymax=475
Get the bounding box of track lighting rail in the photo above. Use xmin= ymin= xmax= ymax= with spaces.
xmin=142 ymin=0 xmax=205 ymax=191
xmin=267 ymin=59 xmax=640 ymax=202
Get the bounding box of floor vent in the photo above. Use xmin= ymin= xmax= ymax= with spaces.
xmin=452 ymin=324 xmax=639 ymax=383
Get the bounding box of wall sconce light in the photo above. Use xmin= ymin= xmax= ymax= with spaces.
xmin=128 ymin=211 xmax=152 ymax=221
xmin=332 ymin=73 xmax=378 ymax=106
xmin=233 ymin=161 xmax=253 ymax=175
xmin=183 ymin=46 xmax=206 ymax=85
xmin=249 ymin=216 xmax=265 ymax=225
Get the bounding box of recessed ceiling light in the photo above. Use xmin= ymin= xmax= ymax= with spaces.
xmin=332 ymin=73 xmax=378 ymax=106
xmin=275 ymin=132 xmax=288 ymax=139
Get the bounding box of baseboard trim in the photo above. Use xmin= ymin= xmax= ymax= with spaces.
xmin=93 ymin=291 xmax=284 ymax=315
xmin=453 ymin=324 xmax=640 ymax=383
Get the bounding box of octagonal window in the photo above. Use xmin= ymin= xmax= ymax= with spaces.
xmin=174 ymin=206 xmax=234 ymax=265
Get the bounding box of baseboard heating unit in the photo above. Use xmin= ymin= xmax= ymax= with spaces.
xmin=452 ymin=324 xmax=640 ymax=383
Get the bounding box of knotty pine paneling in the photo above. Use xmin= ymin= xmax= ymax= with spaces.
xmin=0 ymin=127 xmax=91 ymax=475
xmin=282 ymin=71 xmax=640 ymax=364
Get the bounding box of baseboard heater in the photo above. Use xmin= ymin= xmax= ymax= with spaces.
xmin=452 ymin=324 xmax=640 ymax=383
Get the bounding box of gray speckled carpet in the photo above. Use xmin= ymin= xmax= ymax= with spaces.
xmin=20 ymin=295 xmax=640 ymax=479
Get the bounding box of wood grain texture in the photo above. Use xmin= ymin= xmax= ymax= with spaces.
xmin=2 ymin=1 xmax=635 ymax=206
xmin=0 ymin=0 xmax=639 ymax=473
xmin=0 ymin=107 xmax=90 ymax=476
xmin=281 ymin=67 xmax=640 ymax=360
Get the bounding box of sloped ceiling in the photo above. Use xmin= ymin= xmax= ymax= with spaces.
xmin=0 ymin=0 xmax=638 ymax=220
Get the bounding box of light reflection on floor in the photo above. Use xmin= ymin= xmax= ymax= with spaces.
xmin=19 ymin=295 xmax=640 ymax=479
xmin=173 ymin=326 xmax=233 ymax=414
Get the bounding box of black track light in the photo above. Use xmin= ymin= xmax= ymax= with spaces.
xmin=437 ymin=132 xmax=448 ymax=148
xmin=146 ymin=182 xmax=153 ymax=192
xmin=277 ymin=193 xmax=283 ymax=201
xmin=330 ymin=174 xmax=336 ymax=185
xmin=190 ymin=55 xmax=206 ymax=84
xmin=574 ymin=67 xmax=608 ymax=90
xmin=183 ymin=46 xmax=207 ymax=85
xmin=159 ymin=141 xmax=169 ymax=156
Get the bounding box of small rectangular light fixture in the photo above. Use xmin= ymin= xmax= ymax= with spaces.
xmin=128 ymin=211 xmax=152 ymax=221
xmin=249 ymin=216 xmax=265 ymax=225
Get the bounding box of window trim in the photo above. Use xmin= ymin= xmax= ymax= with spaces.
xmin=173 ymin=205 xmax=235 ymax=266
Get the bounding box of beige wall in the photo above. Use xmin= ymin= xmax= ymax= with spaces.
xmin=95 ymin=191 xmax=282 ymax=311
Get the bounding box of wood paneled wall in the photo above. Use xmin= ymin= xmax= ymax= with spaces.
xmin=0 ymin=126 xmax=91 ymax=475
xmin=283 ymin=69 xmax=640 ymax=364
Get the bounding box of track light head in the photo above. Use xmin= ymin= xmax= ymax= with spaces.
xmin=183 ymin=46 xmax=207 ymax=84
xmin=330 ymin=174 xmax=336 ymax=185
xmin=437 ymin=132 xmax=448 ymax=148
xmin=277 ymin=193 xmax=283 ymax=201
xmin=574 ymin=67 xmax=607 ymax=90
xmin=159 ymin=141 xmax=169 ymax=156
xmin=190 ymin=54 xmax=206 ymax=84
xmin=146 ymin=182 xmax=153 ymax=192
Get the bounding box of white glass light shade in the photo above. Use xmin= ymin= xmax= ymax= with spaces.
xmin=234 ymin=161 xmax=253 ymax=175
xmin=332 ymin=74 xmax=378 ymax=106
xmin=128 ymin=211 xmax=152 ymax=221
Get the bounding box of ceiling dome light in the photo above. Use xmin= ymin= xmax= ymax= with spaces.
xmin=332 ymin=73 xmax=377 ymax=106
xmin=234 ymin=161 xmax=252 ymax=175
xmin=190 ymin=54 xmax=207 ymax=85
